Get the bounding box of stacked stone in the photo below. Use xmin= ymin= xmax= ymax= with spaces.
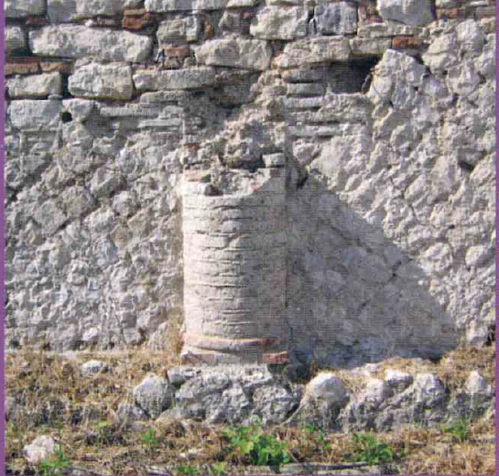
xmin=181 ymin=166 xmax=287 ymax=364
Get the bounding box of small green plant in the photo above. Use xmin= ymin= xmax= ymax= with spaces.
xmin=221 ymin=420 xmax=291 ymax=468
xmin=441 ymin=418 xmax=470 ymax=443
xmin=141 ymin=428 xmax=160 ymax=449
xmin=302 ymin=423 xmax=331 ymax=451
xmin=38 ymin=448 xmax=71 ymax=476
xmin=207 ymin=462 xmax=228 ymax=475
xmin=174 ymin=464 xmax=201 ymax=475
xmin=347 ymin=433 xmax=394 ymax=465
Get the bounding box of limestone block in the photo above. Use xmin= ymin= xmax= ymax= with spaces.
xmin=69 ymin=63 xmax=133 ymax=100
xmin=133 ymin=375 xmax=175 ymax=419
xmin=23 ymin=436 xmax=58 ymax=465
xmin=446 ymin=61 xmax=481 ymax=97
xmin=5 ymin=26 xmax=27 ymax=54
xmin=62 ymin=99 xmax=96 ymax=122
xmin=314 ymin=2 xmax=358 ymax=35
xmin=47 ymin=0 xmax=129 ymax=22
xmin=133 ymin=67 xmax=217 ymax=90
xmin=307 ymin=373 xmax=349 ymax=407
xmin=358 ymin=22 xmax=425 ymax=38
xmin=384 ymin=370 xmax=414 ymax=394
xmin=286 ymin=83 xmax=325 ymax=97
xmin=475 ymin=36 xmax=496 ymax=79
xmin=9 ymin=100 xmax=61 ymax=131
xmin=422 ymin=33 xmax=460 ymax=71
xmin=412 ymin=374 xmax=446 ymax=408
xmin=455 ymin=19 xmax=486 ymax=53
xmin=6 ymin=73 xmax=62 ymax=99
xmin=195 ymin=39 xmax=272 ymax=71
xmin=377 ymin=0 xmax=434 ymax=26
xmin=227 ymin=0 xmax=258 ymax=6
xmin=278 ymin=37 xmax=351 ymax=68
xmin=81 ymin=360 xmax=109 ymax=375
xmin=157 ymin=16 xmax=201 ymax=44
xmin=145 ymin=0 xmax=228 ymax=11
xmin=349 ymin=38 xmax=391 ymax=57
xmin=7 ymin=73 xmax=62 ymax=99
xmin=465 ymin=371 xmax=493 ymax=399
xmin=250 ymin=6 xmax=308 ymax=40
xmin=29 ymin=26 xmax=153 ymax=63
xmin=33 ymin=200 xmax=68 ymax=235
xmin=5 ymin=0 xmax=45 ymax=17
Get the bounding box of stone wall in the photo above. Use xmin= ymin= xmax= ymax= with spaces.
xmin=5 ymin=0 xmax=496 ymax=366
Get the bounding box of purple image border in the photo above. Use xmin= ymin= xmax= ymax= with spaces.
xmin=0 ymin=2 xmax=498 ymax=476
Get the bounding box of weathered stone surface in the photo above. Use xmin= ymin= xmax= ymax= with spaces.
xmin=278 ymin=37 xmax=351 ymax=68
xmin=47 ymin=0 xmax=130 ymax=22
xmin=8 ymin=100 xmax=61 ymax=131
xmin=62 ymin=99 xmax=96 ymax=122
xmin=29 ymin=26 xmax=153 ymax=62
xmin=250 ymin=6 xmax=308 ymax=40
xmin=307 ymin=373 xmax=350 ymax=406
xmin=5 ymin=26 xmax=28 ymax=54
xmin=157 ymin=16 xmax=201 ymax=44
xmin=69 ymin=63 xmax=134 ymax=100
xmin=5 ymin=0 xmax=45 ymax=17
xmin=145 ymin=0 xmax=229 ymax=11
xmin=422 ymin=32 xmax=460 ymax=72
xmin=455 ymin=19 xmax=486 ymax=53
xmin=195 ymin=39 xmax=272 ymax=70
xmin=7 ymin=73 xmax=62 ymax=99
xmin=81 ymin=360 xmax=109 ymax=375
xmin=23 ymin=436 xmax=58 ymax=465
xmin=377 ymin=0 xmax=434 ymax=26
xmin=134 ymin=67 xmax=217 ymax=90
xmin=314 ymin=2 xmax=358 ymax=35
xmin=358 ymin=22 xmax=425 ymax=38
xmin=133 ymin=374 xmax=175 ymax=419
xmin=349 ymin=38 xmax=392 ymax=57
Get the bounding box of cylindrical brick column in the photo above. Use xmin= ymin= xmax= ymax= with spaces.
xmin=181 ymin=167 xmax=288 ymax=364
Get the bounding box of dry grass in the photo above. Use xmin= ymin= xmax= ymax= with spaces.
xmin=5 ymin=344 xmax=496 ymax=475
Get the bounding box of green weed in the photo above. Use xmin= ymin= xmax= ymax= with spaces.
xmin=207 ymin=462 xmax=228 ymax=475
xmin=38 ymin=448 xmax=71 ymax=476
xmin=141 ymin=428 xmax=160 ymax=449
xmin=441 ymin=418 xmax=470 ymax=443
xmin=347 ymin=433 xmax=394 ymax=465
xmin=302 ymin=423 xmax=331 ymax=451
xmin=221 ymin=420 xmax=291 ymax=467
xmin=174 ymin=464 xmax=201 ymax=475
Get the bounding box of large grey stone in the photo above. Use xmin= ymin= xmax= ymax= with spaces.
xmin=157 ymin=16 xmax=201 ymax=44
xmin=307 ymin=373 xmax=349 ymax=406
xmin=69 ymin=63 xmax=134 ymax=100
xmin=314 ymin=2 xmax=358 ymax=35
xmin=8 ymin=100 xmax=61 ymax=131
xmin=47 ymin=0 xmax=129 ymax=22
xmin=5 ymin=0 xmax=45 ymax=17
xmin=29 ymin=26 xmax=153 ymax=63
xmin=133 ymin=374 xmax=175 ymax=419
xmin=7 ymin=73 xmax=63 ymax=99
xmin=377 ymin=0 xmax=434 ymax=26
xmin=133 ymin=68 xmax=217 ymax=90
xmin=5 ymin=26 xmax=27 ymax=54
xmin=195 ymin=39 xmax=272 ymax=71
xmin=23 ymin=436 xmax=59 ymax=465
xmin=145 ymin=0 xmax=229 ymax=10
xmin=250 ymin=6 xmax=308 ymax=40
xmin=278 ymin=37 xmax=351 ymax=68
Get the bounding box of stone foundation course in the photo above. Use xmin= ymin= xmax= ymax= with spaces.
xmin=4 ymin=0 xmax=496 ymax=367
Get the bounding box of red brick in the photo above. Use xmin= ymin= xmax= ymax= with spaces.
xmin=436 ymin=8 xmax=468 ymax=20
xmin=5 ymin=58 xmax=40 ymax=75
xmin=25 ymin=16 xmax=50 ymax=26
xmin=40 ymin=61 xmax=74 ymax=74
xmin=392 ymin=36 xmax=424 ymax=50
xmin=123 ymin=12 xmax=156 ymax=30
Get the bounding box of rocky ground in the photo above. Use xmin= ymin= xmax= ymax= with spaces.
xmin=5 ymin=343 xmax=495 ymax=475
